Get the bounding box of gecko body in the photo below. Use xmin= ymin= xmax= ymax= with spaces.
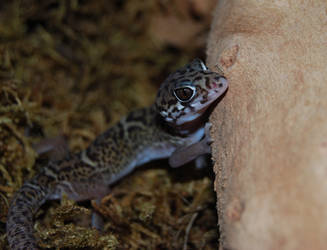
xmin=6 ymin=59 xmax=228 ymax=250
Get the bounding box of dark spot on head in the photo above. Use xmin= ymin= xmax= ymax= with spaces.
xmin=168 ymin=99 xmax=177 ymax=106
xmin=175 ymin=75 xmax=189 ymax=82
xmin=205 ymin=77 xmax=210 ymax=89
xmin=219 ymin=83 xmax=223 ymax=88
xmin=194 ymin=76 xmax=202 ymax=81
xmin=175 ymin=110 xmax=187 ymax=119
xmin=161 ymin=98 xmax=167 ymax=106
xmin=117 ymin=122 xmax=124 ymax=138
xmin=188 ymin=72 xmax=198 ymax=78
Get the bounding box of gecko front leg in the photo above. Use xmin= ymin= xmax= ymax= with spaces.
xmin=169 ymin=122 xmax=213 ymax=168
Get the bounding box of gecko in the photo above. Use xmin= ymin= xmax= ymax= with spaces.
xmin=6 ymin=59 xmax=228 ymax=250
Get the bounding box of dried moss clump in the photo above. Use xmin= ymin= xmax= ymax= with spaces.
xmin=0 ymin=0 xmax=218 ymax=249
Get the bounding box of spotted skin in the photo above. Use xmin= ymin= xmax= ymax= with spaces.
xmin=6 ymin=59 xmax=228 ymax=250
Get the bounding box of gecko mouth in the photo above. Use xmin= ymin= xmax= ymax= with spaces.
xmin=196 ymin=104 xmax=211 ymax=115
xmin=173 ymin=103 xmax=216 ymax=134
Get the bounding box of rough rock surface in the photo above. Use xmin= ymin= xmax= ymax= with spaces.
xmin=206 ymin=1 xmax=327 ymax=249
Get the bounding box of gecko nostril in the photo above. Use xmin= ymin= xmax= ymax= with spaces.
xmin=210 ymin=82 xmax=218 ymax=89
xmin=210 ymin=78 xmax=227 ymax=89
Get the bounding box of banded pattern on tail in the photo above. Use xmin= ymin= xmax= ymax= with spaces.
xmin=7 ymin=176 xmax=50 ymax=250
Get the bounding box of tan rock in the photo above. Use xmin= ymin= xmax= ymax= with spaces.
xmin=207 ymin=1 xmax=327 ymax=249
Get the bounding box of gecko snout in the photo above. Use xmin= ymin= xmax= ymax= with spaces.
xmin=211 ymin=76 xmax=228 ymax=92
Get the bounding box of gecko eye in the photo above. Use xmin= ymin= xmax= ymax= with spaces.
xmin=174 ymin=86 xmax=196 ymax=102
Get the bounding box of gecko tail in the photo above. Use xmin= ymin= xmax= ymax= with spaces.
xmin=6 ymin=176 xmax=50 ymax=250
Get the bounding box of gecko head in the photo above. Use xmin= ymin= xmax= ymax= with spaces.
xmin=155 ymin=58 xmax=228 ymax=126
